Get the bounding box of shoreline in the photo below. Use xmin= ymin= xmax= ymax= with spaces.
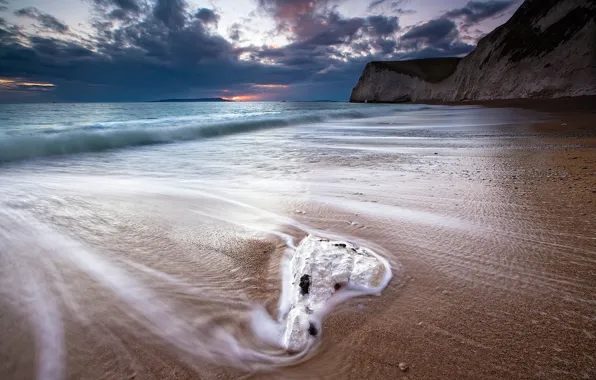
xmin=353 ymin=95 xmax=596 ymax=111
xmin=414 ymin=95 xmax=596 ymax=111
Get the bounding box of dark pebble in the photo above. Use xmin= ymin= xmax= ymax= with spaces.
xmin=308 ymin=323 xmax=318 ymax=336
xmin=299 ymin=274 xmax=311 ymax=295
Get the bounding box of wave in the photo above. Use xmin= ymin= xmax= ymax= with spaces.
xmin=0 ymin=107 xmax=404 ymax=164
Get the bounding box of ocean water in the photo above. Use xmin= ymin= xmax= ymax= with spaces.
xmin=0 ymin=102 xmax=402 ymax=163
xmin=0 ymin=101 xmax=418 ymax=379
xmin=2 ymin=102 xmax=593 ymax=380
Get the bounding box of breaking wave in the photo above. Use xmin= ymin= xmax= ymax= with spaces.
xmin=0 ymin=107 xmax=404 ymax=164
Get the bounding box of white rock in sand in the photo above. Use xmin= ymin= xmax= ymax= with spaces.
xmin=282 ymin=235 xmax=390 ymax=352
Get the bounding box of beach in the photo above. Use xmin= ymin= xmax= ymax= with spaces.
xmin=0 ymin=102 xmax=595 ymax=380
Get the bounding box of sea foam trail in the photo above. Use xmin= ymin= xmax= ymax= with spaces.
xmin=0 ymin=194 xmax=394 ymax=378
xmin=0 ymin=107 xmax=401 ymax=164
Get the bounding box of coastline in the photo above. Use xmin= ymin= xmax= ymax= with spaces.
xmin=411 ymin=95 xmax=596 ymax=111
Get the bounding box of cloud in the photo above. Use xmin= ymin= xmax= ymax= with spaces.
xmin=227 ymin=22 xmax=242 ymax=41
xmin=195 ymin=8 xmax=219 ymax=25
xmin=366 ymin=15 xmax=399 ymax=35
xmin=401 ymin=18 xmax=457 ymax=43
xmin=367 ymin=0 xmax=414 ymax=15
xmin=89 ymin=0 xmax=141 ymax=21
xmin=399 ymin=17 xmax=474 ymax=57
xmin=256 ymin=0 xmax=399 ymax=47
xmin=14 ymin=7 xmax=69 ymax=33
xmin=445 ymin=0 xmax=518 ymax=25
xmin=153 ymin=0 xmax=188 ymax=29
xmin=0 ymin=78 xmax=55 ymax=88
xmin=0 ymin=7 xmax=8 ymax=12
xmin=91 ymin=0 xmax=141 ymax=13
xmin=367 ymin=0 xmax=385 ymax=11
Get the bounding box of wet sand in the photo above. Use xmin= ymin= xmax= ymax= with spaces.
xmin=1 ymin=103 xmax=595 ymax=380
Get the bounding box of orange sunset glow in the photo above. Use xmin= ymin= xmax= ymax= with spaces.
xmin=223 ymin=95 xmax=261 ymax=101
xmin=0 ymin=78 xmax=56 ymax=88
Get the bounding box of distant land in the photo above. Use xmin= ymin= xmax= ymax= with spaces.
xmin=296 ymin=100 xmax=340 ymax=103
xmin=150 ymin=98 xmax=341 ymax=103
xmin=151 ymin=97 xmax=231 ymax=103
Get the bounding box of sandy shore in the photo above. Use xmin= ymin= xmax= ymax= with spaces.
xmin=416 ymin=95 xmax=596 ymax=112
xmin=1 ymin=102 xmax=595 ymax=380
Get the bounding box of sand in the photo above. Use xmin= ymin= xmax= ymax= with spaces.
xmin=1 ymin=100 xmax=595 ymax=380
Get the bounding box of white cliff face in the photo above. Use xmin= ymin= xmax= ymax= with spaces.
xmin=350 ymin=0 xmax=596 ymax=103
xmin=281 ymin=235 xmax=391 ymax=352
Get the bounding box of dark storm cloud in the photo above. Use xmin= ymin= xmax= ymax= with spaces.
xmin=399 ymin=17 xmax=474 ymax=58
xmin=153 ymin=0 xmax=187 ymax=29
xmin=14 ymin=7 xmax=69 ymax=33
xmin=195 ymin=8 xmax=219 ymax=25
xmin=302 ymin=13 xmax=364 ymax=45
xmin=445 ymin=0 xmax=517 ymax=25
xmin=401 ymin=18 xmax=457 ymax=43
xmin=366 ymin=15 xmax=399 ymax=35
xmin=91 ymin=0 xmax=141 ymax=13
xmin=0 ymin=1 xmax=310 ymax=101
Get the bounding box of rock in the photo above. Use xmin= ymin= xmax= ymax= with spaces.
xmin=398 ymin=362 xmax=409 ymax=372
xmin=350 ymin=0 xmax=596 ymax=103
xmin=281 ymin=235 xmax=391 ymax=351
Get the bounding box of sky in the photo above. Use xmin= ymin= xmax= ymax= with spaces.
xmin=0 ymin=0 xmax=523 ymax=102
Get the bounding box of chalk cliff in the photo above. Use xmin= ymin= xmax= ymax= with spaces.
xmin=350 ymin=0 xmax=596 ymax=103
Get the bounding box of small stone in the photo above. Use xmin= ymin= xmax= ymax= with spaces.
xmin=333 ymin=243 xmax=347 ymax=248
xmin=308 ymin=323 xmax=318 ymax=336
xmin=299 ymin=274 xmax=311 ymax=295
xmin=398 ymin=362 xmax=409 ymax=372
